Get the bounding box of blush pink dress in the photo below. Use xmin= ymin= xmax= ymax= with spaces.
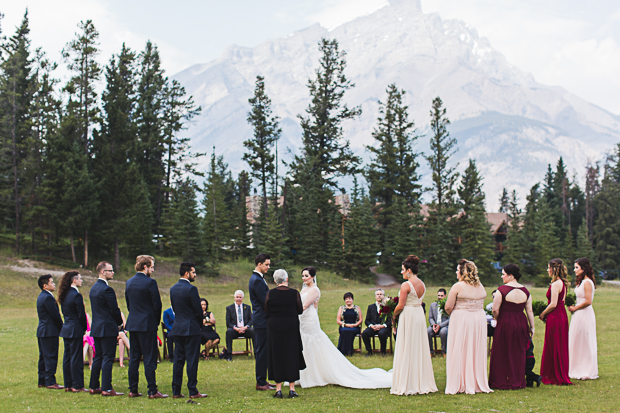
xmin=445 ymin=296 xmax=492 ymax=394
xmin=568 ymin=278 xmax=598 ymax=380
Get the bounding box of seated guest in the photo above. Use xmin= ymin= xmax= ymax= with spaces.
xmin=486 ymin=290 xmax=497 ymax=337
xmin=83 ymin=313 xmax=95 ymax=369
xmin=224 ymin=290 xmax=254 ymax=361
xmin=200 ymin=298 xmax=220 ymax=359
xmin=117 ymin=312 xmax=130 ymax=367
xmin=361 ymin=289 xmax=392 ymax=356
xmin=336 ymin=292 xmax=362 ymax=356
xmin=526 ymin=337 xmax=542 ymax=387
xmin=163 ymin=305 xmax=175 ymax=362
xmin=427 ymin=288 xmax=449 ymax=357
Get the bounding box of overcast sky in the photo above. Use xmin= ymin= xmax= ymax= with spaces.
xmin=3 ymin=0 xmax=620 ymax=114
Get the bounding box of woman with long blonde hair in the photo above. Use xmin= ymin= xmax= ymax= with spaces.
xmin=539 ymin=258 xmax=572 ymax=385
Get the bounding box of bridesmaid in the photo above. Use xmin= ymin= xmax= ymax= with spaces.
xmin=488 ymin=264 xmax=536 ymax=389
xmin=539 ymin=258 xmax=572 ymax=385
xmin=390 ymin=255 xmax=437 ymax=395
xmin=568 ymin=257 xmax=598 ymax=380
xmin=444 ymin=259 xmax=492 ymax=395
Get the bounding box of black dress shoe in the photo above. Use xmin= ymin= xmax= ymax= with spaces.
xmin=536 ymin=376 xmax=542 ymax=387
xmin=273 ymin=390 xmax=283 ymax=399
xmin=289 ymin=390 xmax=299 ymax=398
xmin=365 ymin=352 xmax=373 ymax=357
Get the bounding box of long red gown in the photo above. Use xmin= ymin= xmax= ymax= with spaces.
xmin=540 ymin=283 xmax=572 ymax=385
xmin=488 ymin=285 xmax=530 ymax=389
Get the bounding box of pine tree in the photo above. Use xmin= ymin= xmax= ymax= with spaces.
xmin=243 ymin=75 xmax=280 ymax=220
xmin=458 ymin=159 xmax=495 ymax=280
xmin=0 ymin=11 xmax=35 ymax=254
xmin=233 ymin=170 xmax=253 ymax=259
xmin=384 ymin=196 xmax=422 ymax=273
xmin=341 ymin=183 xmax=377 ymax=281
xmin=498 ymin=188 xmax=509 ymax=213
xmin=365 ymin=84 xmax=421 ymax=265
xmin=502 ymin=190 xmax=524 ymax=267
xmin=575 ymin=221 xmax=596 ymax=264
xmin=121 ymin=164 xmax=155 ymax=257
xmin=534 ymin=197 xmax=562 ymax=275
xmin=424 ymin=97 xmax=459 ymax=283
xmin=166 ymin=178 xmax=206 ymax=266
xmin=256 ymin=202 xmax=288 ymax=266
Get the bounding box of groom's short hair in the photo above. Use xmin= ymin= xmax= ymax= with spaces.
xmin=255 ymin=253 xmax=271 ymax=266
xmin=38 ymin=274 xmax=53 ymax=290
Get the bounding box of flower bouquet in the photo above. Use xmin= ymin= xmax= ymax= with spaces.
xmin=437 ymin=298 xmax=447 ymax=314
xmin=380 ymin=296 xmax=399 ymax=328
xmin=565 ymin=291 xmax=576 ymax=307
xmin=532 ymin=300 xmax=547 ymax=317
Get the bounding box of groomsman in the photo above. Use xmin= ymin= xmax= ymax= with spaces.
xmin=58 ymin=271 xmax=88 ymax=392
xmin=362 ymin=288 xmax=392 ymax=356
xmin=125 ymin=255 xmax=167 ymax=399
xmin=170 ymin=262 xmax=207 ymax=399
xmin=36 ymin=274 xmax=64 ymax=389
xmin=224 ymin=290 xmax=254 ymax=361
xmin=89 ymin=262 xmax=124 ymax=396
xmin=249 ymin=253 xmax=274 ymax=390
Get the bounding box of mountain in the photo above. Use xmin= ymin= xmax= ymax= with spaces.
xmin=173 ymin=0 xmax=620 ymax=209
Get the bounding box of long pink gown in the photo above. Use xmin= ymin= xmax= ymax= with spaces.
xmin=445 ymin=297 xmax=492 ymax=394
xmin=568 ymin=278 xmax=598 ymax=380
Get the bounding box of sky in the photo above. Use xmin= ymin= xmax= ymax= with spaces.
xmin=2 ymin=0 xmax=620 ymax=114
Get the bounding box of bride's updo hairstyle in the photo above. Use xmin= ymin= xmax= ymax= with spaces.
xmin=402 ymin=255 xmax=420 ymax=275
xmin=302 ymin=266 xmax=317 ymax=283
xmin=458 ymin=259 xmax=481 ymax=287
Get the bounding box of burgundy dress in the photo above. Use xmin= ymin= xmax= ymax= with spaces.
xmin=488 ymin=285 xmax=530 ymax=389
xmin=540 ymin=283 xmax=572 ymax=385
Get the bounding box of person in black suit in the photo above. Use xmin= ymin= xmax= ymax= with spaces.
xmin=170 ymin=262 xmax=207 ymax=399
xmin=249 ymin=253 xmax=274 ymax=390
xmin=57 ymin=271 xmax=88 ymax=392
xmin=125 ymin=255 xmax=167 ymax=399
xmin=88 ymin=262 xmax=124 ymax=396
xmin=36 ymin=274 xmax=64 ymax=390
xmin=224 ymin=290 xmax=254 ymax=360
xmin=361 ymin=288 xmax=392 ymax=356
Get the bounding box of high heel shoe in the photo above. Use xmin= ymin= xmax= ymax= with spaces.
xmin=273 ymin=390 xmax=283 ymax=399
xmin=288 ymin=390 xmax=299 ymax=398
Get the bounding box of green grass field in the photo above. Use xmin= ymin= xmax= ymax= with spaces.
xmin=0 ymin=260 xmax=617 ymax=412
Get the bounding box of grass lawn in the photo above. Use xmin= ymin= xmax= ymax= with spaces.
xmin=0 ymin=261 xmax=617 ymax=412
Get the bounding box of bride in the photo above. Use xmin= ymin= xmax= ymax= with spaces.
xmin=298 ymin=266 xmax=392 ymax=388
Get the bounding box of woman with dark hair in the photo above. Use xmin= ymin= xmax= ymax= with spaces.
xmin=336 ymin=292 xmax=362 ymax=356
xmin=391 ymin=255 xmax=437 ymax=395
xmin=539 ymin=258 xmax=572 ymax=385
xmin=568 ymin=257 xmax=598 ymax=380
xmin=488 ymin=264 xmax=536 ymax=389
xmin=444 ymin=259 xmax=491 ymax=394
xmin=199 ymin=298 xmax=220 ymax=359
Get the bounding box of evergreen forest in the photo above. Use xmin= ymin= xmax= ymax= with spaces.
xmin=1 ymin=13 xmax=619 ymax=284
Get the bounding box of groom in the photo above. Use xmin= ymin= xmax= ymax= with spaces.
xmin=248 ymin=253 xmax=274 ymax=391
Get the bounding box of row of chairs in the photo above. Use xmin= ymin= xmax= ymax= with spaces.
xmin=160 ymin=323 xmax=254 ymax=360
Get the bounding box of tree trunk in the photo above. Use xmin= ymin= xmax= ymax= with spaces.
xmin=84 ymin=230 xmax=89 ymax=268
xmin=70 ymin=235 xmax=76 ymax=262
xmin=114 ymin=238 xmax=120 ymax=271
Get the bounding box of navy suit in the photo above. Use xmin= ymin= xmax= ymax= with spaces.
xmin=125 ymin=272 xmax=162 ymax=395
xmin=249 ymin=271 xmax=269 ymax=385
xmin=169 ymin=279 xmax=203 ymax=396
xmin=163 ymin=307 xmax=175 ymax=361
xmin=89 ymin=279 xmax=123 ymax=391
xmin=59 ymin=287 xmax=87 ymax=389
xmin=37 ymin=290 xmax=63 ymax=386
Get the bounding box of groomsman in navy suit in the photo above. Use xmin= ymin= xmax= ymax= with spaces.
xmin=125 ymin=255 xmax=166 ymax=399
xmin=249 ymin=253 xmax=274 ymax=390
xmin=170 ymin=262 xmax=207 ymax=399
xmin=36 ymin=274 xmax=64 ymax=389
xmin=58 ymin=271 xmax=88 ymax=392
xmin=88 ymin=262 xmax=124 ymax=396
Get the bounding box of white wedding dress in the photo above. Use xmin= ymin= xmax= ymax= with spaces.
xmin=298 ymin=285 xmax=393 ymax=388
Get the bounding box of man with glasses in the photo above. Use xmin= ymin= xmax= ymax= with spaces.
xmin=125 ymin=255 xmax=166 ymax=399
xmin=249 ymin=253 xmax=274 ymax=390
xmin=89 ymin=262 xmax=124 ymax=396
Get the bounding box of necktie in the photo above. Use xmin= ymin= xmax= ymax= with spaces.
xmin=237 ymin=305 xmax=243 ymax=326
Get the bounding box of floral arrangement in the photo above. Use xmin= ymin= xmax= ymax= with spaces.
xmin=437 ymin=298 xmax=447 ymax=314
xmin=565 ymin=291 xmax=576 ymax=307
xmin=532 ymin=300 xmax=547 ymax=317
xmin=380 ymin=296 xmax=399 ymax=327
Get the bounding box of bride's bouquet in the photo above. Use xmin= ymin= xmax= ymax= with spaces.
xmin=380 ymin=296 xmax=399 ymax=328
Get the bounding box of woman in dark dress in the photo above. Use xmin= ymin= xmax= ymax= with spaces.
xmin=488 ymin=264 xmax=536 ymax=389
xmin=265 ymin=269 xmax=306 ymax=399
xmin=539 ymin=258 xmax=572 ymax=385
xmin=200 ymin=298 xmax=220 ymax=360
xmin=336 ymin=292 xmax=362 ymax=356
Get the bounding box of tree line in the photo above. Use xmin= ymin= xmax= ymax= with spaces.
xmin=1 ymin=13 xmax=617 ymax=283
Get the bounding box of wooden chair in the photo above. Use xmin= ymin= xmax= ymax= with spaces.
xmin=353 ymin=330 xmax=393 ymax=354
xmin=161 ymin=322 xmax=170 ymax=360
xmin=202 ymin=326 xmax=220 ymax=359
xmin=353 ymin=332 xmax=363 ymax=353
xmin=231 ymin=335 xmax=254 ymax=357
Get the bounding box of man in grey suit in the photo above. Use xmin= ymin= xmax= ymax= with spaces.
xmin=427 ymin=288 xmax=449 ymax=356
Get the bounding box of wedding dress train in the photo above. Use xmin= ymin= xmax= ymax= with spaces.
xmin=298 ymin=287 xmax=393 ymax=389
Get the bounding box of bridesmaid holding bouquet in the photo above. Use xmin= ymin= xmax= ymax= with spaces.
xmin=568 ymin=257 xmax=598 ymax=380
xmin=539 ymin=258 xmax=572 ymax=385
